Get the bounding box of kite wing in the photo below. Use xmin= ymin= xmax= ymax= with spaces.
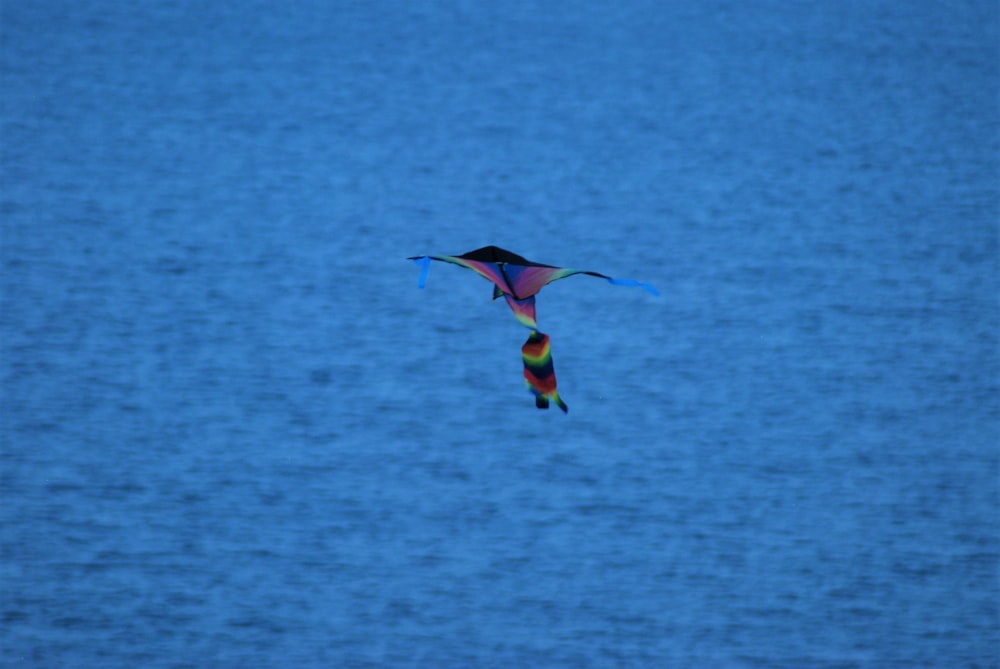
xmin=408 ymin=245 xmax=660 ymax=300
xmin=408 ymin=252 xmax=515 ymax=295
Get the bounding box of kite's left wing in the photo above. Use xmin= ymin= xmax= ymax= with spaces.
xmin=408 ymin=253 xmax=514 ymax=295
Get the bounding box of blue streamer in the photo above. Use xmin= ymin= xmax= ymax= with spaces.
xmin=606 ymin=277 xmax=660 ymax=297
xmin=412 ymin=256 xmax=431 ymax=288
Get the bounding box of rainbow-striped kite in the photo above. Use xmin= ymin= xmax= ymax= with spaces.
xmin=408 ymin=245 xmax=659 ymax=412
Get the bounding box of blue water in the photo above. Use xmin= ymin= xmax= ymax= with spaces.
xmin=2 ymin=1 xmax=998 ymax=667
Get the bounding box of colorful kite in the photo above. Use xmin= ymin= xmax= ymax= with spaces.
xmin=408 ymin=245 xmax=658 ymax=412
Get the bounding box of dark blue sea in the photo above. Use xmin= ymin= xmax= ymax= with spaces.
xmin=2 ymin=1 xmax=998 ymax=667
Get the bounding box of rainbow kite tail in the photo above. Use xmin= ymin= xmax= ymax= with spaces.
xmin=521 ymin=330 xmax=568 ymax=413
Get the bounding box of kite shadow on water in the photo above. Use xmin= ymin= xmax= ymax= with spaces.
xmin=408 ymin=245 xmax=659 ymax=413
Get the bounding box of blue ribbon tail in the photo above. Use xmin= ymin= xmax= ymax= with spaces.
xmin=412 ymin=256 xmax=431 ymax=288
xmin=607 ymin=277 xmax=660 ymax=297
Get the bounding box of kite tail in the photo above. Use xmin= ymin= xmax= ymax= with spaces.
xmin=606 ymin=277 xmax=661 ymax=296
xmin=521 ymin=331 xmax=568 ymax=413
xmin=411 ymin=256 xmax=432 ymax=287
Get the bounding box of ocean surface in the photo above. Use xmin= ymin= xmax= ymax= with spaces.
xmin=2 ymin=1 xmax=998 ymax=667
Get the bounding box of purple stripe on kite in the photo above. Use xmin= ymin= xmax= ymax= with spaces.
xmin=503 ymin=265 xmax=582 ymax=299
xmin=440 ymin=257 xmax=513 ymax=295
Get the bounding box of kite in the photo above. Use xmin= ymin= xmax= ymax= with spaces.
xmin=408 ymin=245 xmax=659 ymax=413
